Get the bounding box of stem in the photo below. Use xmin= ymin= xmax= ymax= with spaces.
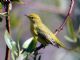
xmin=4 ymin=0 xmax=11 ymax=60
xmin=54 ymin=0 xmax=75 ymax=35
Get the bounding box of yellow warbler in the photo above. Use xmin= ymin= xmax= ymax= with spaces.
xmin=25 ymin=13 xmax=65 ymax=48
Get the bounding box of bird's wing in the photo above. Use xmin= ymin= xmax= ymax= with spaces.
xmin=36 ymin=24 xmax=65 ymax=48
xmin=37 ymin=27 xmax=58 ymax=45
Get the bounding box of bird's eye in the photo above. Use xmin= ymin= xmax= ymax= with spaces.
xmin=31 ymin=17 xmax=34 ymax=19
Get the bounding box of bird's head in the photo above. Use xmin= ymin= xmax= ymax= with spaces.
xmin=25 ymin=13 xmax=42 ymax=24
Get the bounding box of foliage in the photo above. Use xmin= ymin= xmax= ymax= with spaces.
xmin=1 ymin=0 xmax=80 ymax=60
xmin=0 ymin=2 xmax=2 ymax=9
xmin=64 ymin=16 xmax=80 ymax=52
xmin=4 ymin=30 xmax=37 ymax=60
xmin=64 ymin=16 xmax=77 ymax=43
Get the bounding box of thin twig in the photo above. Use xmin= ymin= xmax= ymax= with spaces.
xmin=4 ymin=0 xmax=11 ymax=60
xmin=54 ymin=0 xmax=75 ymax=35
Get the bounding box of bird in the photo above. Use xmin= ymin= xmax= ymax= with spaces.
xmin=25 ymin=13 xmax=65 ymax=48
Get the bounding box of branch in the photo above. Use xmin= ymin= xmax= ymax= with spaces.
xmin=54 ymin=0 xmax=75 ymax=35
xmin=4 ymin=0 xmax=11 ymax=60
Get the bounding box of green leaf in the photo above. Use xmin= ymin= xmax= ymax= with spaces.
xmin=16 ymin=54 xmax=26 ymax=60
xmin=0 ymin=2 xmax=2 ymax=9
xmin=11 ymin=52 xmax=16 ymax=60
xmin=22 ymin=37 xmax=37 ymax=53
xmin=22 ymin=37 xmax=34 ymax=49
xmin=66 ymin=16 xmax=77 ymax=42
xmin=4 ymin=30 xmax=17 ymax=55
xmin=26 ymin=39 xmax=37 ymax=53
xmin=16 ymin=52 xmax=29 ymax=60
xmin=16 ymin=30 xmax=23 ymax=56
xmin=0 ymin=12 xmax=7 ymax=16
xmin=64 ymin=36 xmax=76 ymax=43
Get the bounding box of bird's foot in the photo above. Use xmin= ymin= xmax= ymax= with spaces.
xmin=54 ymin=43 xmax=60 ymax=48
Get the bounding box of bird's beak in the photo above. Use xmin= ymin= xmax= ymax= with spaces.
xmin=25 ymin=14 xmax=29 ymax=18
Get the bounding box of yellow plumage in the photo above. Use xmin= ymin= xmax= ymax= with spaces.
xmin=26 ymin=13 xmax=65 ymax=48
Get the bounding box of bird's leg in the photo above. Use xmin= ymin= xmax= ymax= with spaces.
xmin=34 ymin=44 xmax=45 ymax=52
xmin=33 ymin=44 xmax=44 ymax=60
xmin=33 ymin=51 xmax=38 ymax=60
xmin=33 ymin=51 xmax=42 ymax=60
xmin=34 ymin=44 xmax=45 ymax=56
xmin=54 ymin=43 xmax=60 ymax=48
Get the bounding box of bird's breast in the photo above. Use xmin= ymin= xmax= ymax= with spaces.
xmin=30 ymin=24 xmax=38 ymax=36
